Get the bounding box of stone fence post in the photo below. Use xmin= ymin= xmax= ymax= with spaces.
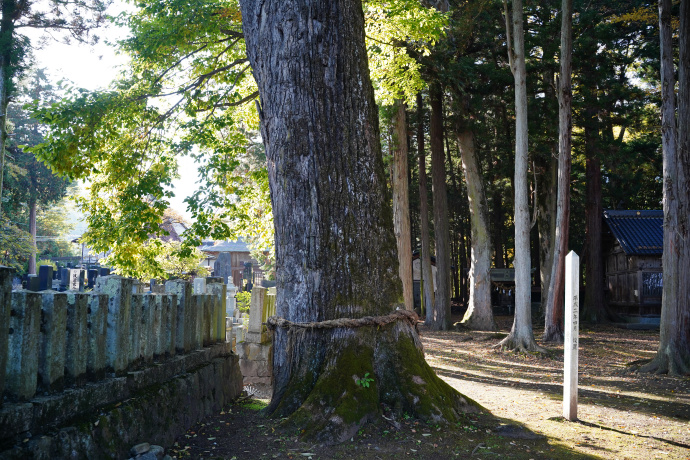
xmin=95 ymin=276 xmax=133 ymax=374
xmin=6 ymin=291 xmax=41 ymax=400
xmin=246 ymin=287 xmax=267 ymax=344
xmin=166 ymin=280 xmax=192 ymax=353
xmin=0 ymin=266 xmax=12 ymax=402
xmin=87 ymin=293 xmax=108 ymax=380
xmin=64 ymin=293 xmax=89 ymax=385
xmin=207 ymin=280 xmax=227 ymax=343
xmin=38 ymin=292 xmax=67 ymax=392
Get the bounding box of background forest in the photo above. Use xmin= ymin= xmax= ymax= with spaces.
xmin=0 ymin=0 xmax=669 ymax=312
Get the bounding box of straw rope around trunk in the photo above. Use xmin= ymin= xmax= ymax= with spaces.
xmin=266 ymin=309 xmax=419 ymax=332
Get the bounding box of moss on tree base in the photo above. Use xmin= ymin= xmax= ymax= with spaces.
xmin=264 ymin=320 xmax=479 ymax=444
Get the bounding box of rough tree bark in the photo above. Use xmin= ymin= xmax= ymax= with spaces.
xmin=457 ymin=127 xmax=496 ymax=331
xmin=640 ymin=0 xmax=690 ymax=375
xmin=417 ymin=93 xmax=435 ymax=317
xmin=499 ymin=0 xmax=544 ymax=352
xmin=582 ymin=106 xmax=605 ymax=322
xmin=536 ymin=68 xmax=557 ymax=320
xmin=429 ymin=85 xmax=452 ymax=330
xmin=0 ymin=2 xmax=14 ymax=217
xmin=239 ymin=0 xmax=478 ymax=443
xmin=543 ymin=0 xmax=572 ymax=343
xmin=391 ymin=99 xmax=414 ymax=311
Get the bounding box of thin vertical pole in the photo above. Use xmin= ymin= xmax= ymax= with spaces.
xmin=563 ymin=250 xmax=579 ymax=420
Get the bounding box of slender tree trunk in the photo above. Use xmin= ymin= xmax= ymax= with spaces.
xmin=458 ymin=129 xmax=496 ymax=331
xmin=239 ymin=0 xmax=477 ymax=442
xmin=0 ymin=1 xmax=16 ymax=218
xmin=417 ymin=94 xmax=435 ymax=318
xmin=537 ymin=66 xmax=558 ymax=319
xmin=543 ymin=0 xmax=573 ymax=343
xmin=429 ymin=85 xmax=452 ymax=330
xmin=582 ymin=104 xmax=606 ymax=322
xmin=499 ymin=0 xmax=543 ymax=352
xmin=392 ymin=100 xmax=414 ymax=311
xmin=28 ymin=199 xmax=37 ymax=274
xmin=640 ymin=0 xmax=690 ymax=375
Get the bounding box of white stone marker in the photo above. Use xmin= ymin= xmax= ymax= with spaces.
xmin=563 ymin=250 xmax=580 ymax=421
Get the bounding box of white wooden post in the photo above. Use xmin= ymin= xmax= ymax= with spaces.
xmin=563 ymin=250 xmax=580 ymax=421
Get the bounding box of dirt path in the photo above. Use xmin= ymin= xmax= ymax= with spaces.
xmin=422 ymin=315 xmax=690 ymax=460
xmin=171 ymin=315 xmax=690 ymax=459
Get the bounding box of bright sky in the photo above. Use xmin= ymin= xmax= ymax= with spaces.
xmin=25 ymin=8 xmax=199 ymax=224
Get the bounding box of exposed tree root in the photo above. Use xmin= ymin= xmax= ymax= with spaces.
xmin=495 ymin=332 xmax=548 ymax=354
xmin=542 ymin=325 xmax=564 ymax=343
xmin=460 ymin=313 xmax=498 ymax=332
xmin=636 ymin=354 xmax=690 ymax=376
xmin=265 ymin=320 xmax=480 ymax=444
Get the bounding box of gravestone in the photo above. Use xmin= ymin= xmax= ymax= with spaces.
xmin=87 ymin=269 xmax=99 ymax=289
xmin=214 ymin=253 xmax=232 ymax=286
xmin=60 ymin=268 xmax=69 ymax=289
xmin=563 ymin=251 xmax=580 ymax=421
xmin=27 ymin=274 xmax=40 ymax=292
xmin=69 ymin=269 xmax=85 ymax=291
xmin=38 ymin=265 xmax=54 ymax=291
xmin=99 ymin=267 xmax=111 ymax=277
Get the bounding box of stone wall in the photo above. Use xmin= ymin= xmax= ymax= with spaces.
xmin=0 ymin=267 xmax=243 ymax=459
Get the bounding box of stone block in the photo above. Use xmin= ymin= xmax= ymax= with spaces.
xmin=202 ymin=295 xmax=213 ymax=347
xmin=191 ymin=295 xmax=203 ymax=350
xmin=6 ymin=291 xmax=41 ymax=400
xmin=139 ymin=294 xmax=154 ymax=362
xmin=237 ymin=341 xmax=272 ymax=362
xmin=95 ymin=276 xmax=133 ymax=373
xmin=247 ymin=287 xmax=266 ymax=336
xmin=86 ymin=293 xmax=108 ymax=379
xmin=163 ymin=294 xmax=177 ymax=356
xmin=0 ymin=266 xmax=13 ymax=401
xmin=207 ymin=282 xmax=226 ymax=343
xmin=150 ymin=294 xmax=162 ymax=357
xmin=64 ymin=292 xmax=89 ymax=384
xmin=193 ymin=277 xmax=206 ymax=295
xmin=165 ymin=280 xmax=192 ymax=353
xmin=130 ymin=294 xmax=144 ymax=365
xmin=38 ymin=292 xmax=68 ymax=392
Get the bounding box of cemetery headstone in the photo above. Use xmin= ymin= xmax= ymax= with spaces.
xmin=99 ymin=267 xmax=111 ymax=277
xmin=38 ymin=265 xmax=54 ymax=291
xmin=27 ymin=274 xmax=40 ymax=292
xmin=214 ymin=252 xmax=232 ymax=285
xmin=69 ymin=269 xmax=84 ymax=291
xmin=87 ymin=269 xmax=99 ymax=289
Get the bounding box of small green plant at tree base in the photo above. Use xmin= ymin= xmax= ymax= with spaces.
xmin=236 ymin=291 xmax=252 ymax=313
xmin=355 ymin=372 xmax=374 ymax=388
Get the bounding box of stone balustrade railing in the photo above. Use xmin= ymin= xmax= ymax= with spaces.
xmin=0 ymin=266 xmax=227 ymax=404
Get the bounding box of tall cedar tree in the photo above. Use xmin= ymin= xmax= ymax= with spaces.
xmin=640 ymin=0 xmax=690 ymax=375
xmin=238 ymin=0 xmax=477 ymax=443
xmin=543 ymin=0 xmax=573 ymax=343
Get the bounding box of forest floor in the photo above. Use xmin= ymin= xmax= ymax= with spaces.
xmin=169 ymin=314 xmax=690 ymax=460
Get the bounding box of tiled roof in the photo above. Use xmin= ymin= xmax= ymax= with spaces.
xmin=199 ymin=238 xmax=251 ymax=253
xmin=604 ymin=210 xmax=663 ymax=255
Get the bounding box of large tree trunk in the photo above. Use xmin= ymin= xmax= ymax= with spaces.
xmin=417 ymin=94 xmax=435 ymax=318
xmin=458 ymin=129 xmax=496 ymax=331
xmin=391 ymin=100 xmax=414 ymax=311
xmin=499 ymin=0 xmax=543 ymax=352
xmin=239 ymin=0 xmax=477 ymax=443
xmin=28 ymin=199 xmax=37 ymax=275
xmin=640 ymin=0 xmax=690 ymax=375
xmin=429 ymin=85 xmax=452 ymax=330
xmin=543 ymin=0 xmax=572 ymax=343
